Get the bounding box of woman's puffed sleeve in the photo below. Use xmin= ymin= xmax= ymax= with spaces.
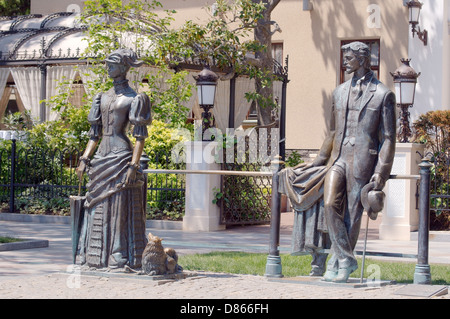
xmin=130 ymin=92 xmax=151 ymax=139
xmin=87 ymin=93 xmax=102 ymax=139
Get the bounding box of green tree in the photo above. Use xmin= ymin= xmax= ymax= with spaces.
xmin=79 ymin=0 xmax=278 ymax=128
xmin=160 ymin=0 xmax=280 ymax=125
xmin=251 ymin=0 xmax=281 ymax=126
xmin=31 ymin=0 xmax=276 ymax=149
xmin=413 ymin=110 xmax=450 ymax=230
xmin=0 ymin=0 xmax=30 ymax=16
xmin=80 ymin=0 xmax=192 ymax=127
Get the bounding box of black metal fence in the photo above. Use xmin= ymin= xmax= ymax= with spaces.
xmin=0 ymin=139 xmax=185 ymax=217
xmin=0 ymin=140 xmax=83 ymax=213
xmin=218 ymin=127 xmax=278 ymax=226
xmin=220 ymin=161 xmax=272 ymax=225
xmin=429 ymin=152 xmax=450 ymax=229
xmin=145 ymin=150 xmax=186 ymax=220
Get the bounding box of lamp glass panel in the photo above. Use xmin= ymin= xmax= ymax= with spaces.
xmin=409 ymin=6 xmax=421 ymax=23
xmin=394 ymin=82 xmax=401 ymax=102
xmin=400 ymin=82 xmax=416 ymax=105
xmin=197 ymin=84 xmax=216 ymax=105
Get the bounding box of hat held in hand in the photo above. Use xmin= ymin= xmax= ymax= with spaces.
xmin=361 ymin=182 xmax=385 ymax=220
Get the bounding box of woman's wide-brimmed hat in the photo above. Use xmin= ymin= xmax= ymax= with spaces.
xmin=104 ymin=48 xmax=144 ymax=68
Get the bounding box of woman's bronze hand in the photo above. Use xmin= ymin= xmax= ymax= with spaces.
xmin=124 ymin=163 xmax=139 ymax=186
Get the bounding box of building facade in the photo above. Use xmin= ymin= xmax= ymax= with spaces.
xmin=8 ymin=0 xmax=450 ymax=152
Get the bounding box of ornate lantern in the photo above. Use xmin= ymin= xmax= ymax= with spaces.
xmin=390 ymin=58 xmax=421 ymax=142
xmin=194 ymin=66 xmax=219 ymax=141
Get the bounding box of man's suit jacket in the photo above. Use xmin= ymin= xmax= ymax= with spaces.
xmin=313 ymin=72 xmax=397 ymax=184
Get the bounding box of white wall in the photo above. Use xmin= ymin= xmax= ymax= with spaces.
xmin=408 ymin=0 xmax=450 ymax=123
xmin=444 ymin=0 xmax=450 ymax=111
xmin=30 ymin=0 xmax=84 ymax=14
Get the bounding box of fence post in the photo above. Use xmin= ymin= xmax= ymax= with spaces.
xmin=414 ymin=156 xmax=432 ymax=284
xmin=265 ymin=155 xmax=283 ymax=278
xmin=9 ymin=138 xmax=16 ymax=213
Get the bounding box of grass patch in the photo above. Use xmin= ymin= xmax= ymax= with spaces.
xmin=0 ymin=236 xmax=23 ymax=244
xmin=179 ymin=251 xmax=450 ymax=285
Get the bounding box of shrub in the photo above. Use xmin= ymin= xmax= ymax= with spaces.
xmin=413 ymin=110 xmax=450 ymax=230
xmin=414 ymin=110 xmax=450 ymax=156
xmin=285 ymin=150 xmax=304 ymax=167
xmin=142 ymin=119 xmax=193 ymax=220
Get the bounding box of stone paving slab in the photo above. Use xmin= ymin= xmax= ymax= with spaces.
xmin=1 ymin=214 xmax=450 ymax=300
xmin=0 ymin=270 xmax=448 ymax=300
xmin=394 ymin=284 xmax=449 ymax=298
xmin=267 ymin=276 xmax=397 ymax=289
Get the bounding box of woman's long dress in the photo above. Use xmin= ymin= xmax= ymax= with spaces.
xmin=79 ymin=85 xmax=151 ymax=269
xmin=278 ymin=165 xmax=331 ymax=273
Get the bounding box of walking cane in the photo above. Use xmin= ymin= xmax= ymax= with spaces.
xmin=360 ymin=213 xmax=370 ymax=284
xmin=360 ymin=181 xmax=384 ymax=284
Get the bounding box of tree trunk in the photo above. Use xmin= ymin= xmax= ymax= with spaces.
xmin=253 ymin=0 xmax=280 ymax=126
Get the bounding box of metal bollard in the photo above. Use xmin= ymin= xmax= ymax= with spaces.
xmin=414 ymin=156 xmax=432 ymax=284
xmin=9 ymin=139 xmax=16 ymax=214
xmin=265 ymin=156 xmax=283 ymax=278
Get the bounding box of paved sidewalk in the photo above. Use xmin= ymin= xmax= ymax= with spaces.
xmin=0 ymin=212 xmax=449 ymax=299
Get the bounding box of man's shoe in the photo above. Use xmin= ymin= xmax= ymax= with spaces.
xmin=332 ymin=264 xmax=358 ymax=283
xmin=322 ymin=270 xmax=338 ymax=282
xmin=309 ymin=266 xmax=325 ymax=277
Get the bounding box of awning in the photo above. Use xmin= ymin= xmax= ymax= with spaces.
xmin=0 ymin=13 xmax=88 ymax=62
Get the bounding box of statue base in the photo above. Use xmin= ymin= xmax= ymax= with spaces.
xmin=71 ymin=265 xmax=197 ymax=282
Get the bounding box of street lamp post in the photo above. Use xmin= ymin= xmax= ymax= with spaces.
xmin=194 ymin=66 xmax=219 ymax=141
xmin=390 ymin=58 xmax=421 ymax=143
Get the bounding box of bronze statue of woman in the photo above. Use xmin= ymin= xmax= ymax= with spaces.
xmin=76 ymin=48 xmax=151 ymax=269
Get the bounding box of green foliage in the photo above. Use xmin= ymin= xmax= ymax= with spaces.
xmin=145 ymin=68 xmax=193 ymax=126
xmin=413 ymin=110 xmax=450 ymax=156
xmin=146 ymin=199 xmax=184 ymax=221
xmin=80 ymin=0 xmax=277 ymax=126
xmin=212 ymin=187 xmax=227 ymax=205
xmin=0 ymin=139 xmax=14 ymax=192
xmin=80 ymin=0 xmax=194 ymax=127
xmin=0 ymin=0 xmax=30 ymax=16
xmin=162 ymin=0 xmax=265 ymax=69
xmin=179 ymin=252 xmax=450 ymax=284
xmin=160 ymin=0 xmax=277 ymax=111
xmin=142 ymin=119 xmax=192 ymax=161
xmin=0 ymin=236 xmax=23 ymax=244
xmin=0 ymin=136 xmax=82 ymax=215
xmin=413 ymin=110 xmax=450 ymax=230
xmin=2 ymin=0 xmax=280 ymax=218
xmin=44 ymin=76 xmax=92 ymax=150
xmin=15 ymin=194 xmax=70 ymax=216
xmin=142 ymin=120 xmax=192 ymax=220
xmin=3 ymin=75 xmax=92 ymax=151
xmin=1 ymin=110 xmax=32 ymax=132
xmin=285 ymin=150 xmax=304 ymax=167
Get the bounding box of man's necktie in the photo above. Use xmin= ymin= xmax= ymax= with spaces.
xmin=352 ymin=77 xmax=363 ymax=101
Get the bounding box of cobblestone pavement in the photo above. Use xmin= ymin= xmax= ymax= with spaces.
xmin=1 ymin=214 xmax=449 ymax=300
xmin=0 ymin=270 xmax=448 ymax=299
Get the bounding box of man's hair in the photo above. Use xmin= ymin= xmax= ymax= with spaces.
xmin=341 ymin=41 xmax=371 ymax=69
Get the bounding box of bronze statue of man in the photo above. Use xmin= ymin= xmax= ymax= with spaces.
xmin=310 ymin=42 xmax=396 ymax=282
xmin=75 ymin=48 xmax=151 ymax=269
